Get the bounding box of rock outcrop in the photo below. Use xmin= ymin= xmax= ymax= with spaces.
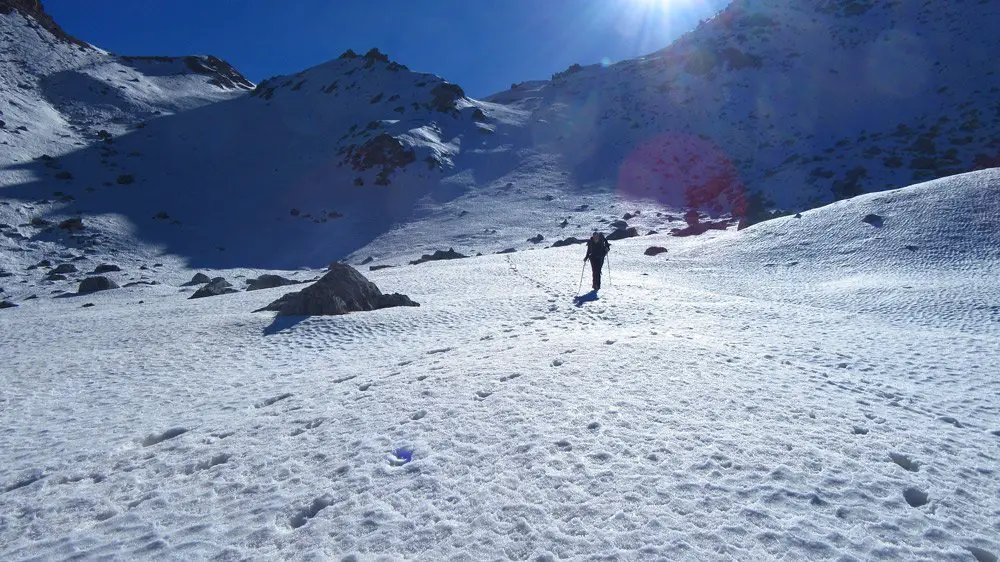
xmin=256 ymin=264 xmax=418 ymax=316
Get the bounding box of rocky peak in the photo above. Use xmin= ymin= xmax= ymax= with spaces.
xmin=0 ymin=0 xmax=91 ymax=49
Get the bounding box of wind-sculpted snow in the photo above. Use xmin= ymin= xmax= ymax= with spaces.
xmin=1 ymin=171 xmax=998 ymax=560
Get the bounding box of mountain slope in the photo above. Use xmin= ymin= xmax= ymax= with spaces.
xmin=488 ymin=0 xmax=1000 ymax=214
xmin=0 ymin=0 xmax=251 ymax=175
xmin=2 ymin=0 xmax=1000 ymax=272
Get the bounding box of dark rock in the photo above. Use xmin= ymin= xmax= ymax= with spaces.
xmin=0 ymin=270 xmax=11 ymax=278
xmin=559 ymin=219 xmax=569 ymax=228
xmin=45 ymin=273 xmax=68 ymax=281
xmin=58 ymin=217 xmax=84 ymax=231
xmin=862 ymin=213 xmax=884 ymax=227
xmin=78 ymin=276 xmax=119 ymax=294
xmin=92 ymin=264 xmax=121 ymax=274
xmin=528 ymin=234 xmax=544 ymax=244
xmin=369 ymin=265 xmax=394 ymax=271
xmin=574 ymin=205 xmax=589 ymax=212
xmin=409 ymin=248 xmax=467 ymax=265
xmin=647 ymin=230 xmax=658 ymax=235
xmin=256 ymin=264 xmax=418 ymax=316
xmin=607 ymin=227 xmax=639 ymax=241
xmin=360 ymin=256 xmax=374 ymax=265
xmin=610 ymin=220 xmax=629 ymax=231
xmin=30 ymin=260 xmax=52 ymax=269
xmin=246 ymin=274 xmax=301 ymax=291
xmin=794 ymin=213 xmax=802 ymax=219
xmin=0 ymin=300 xmax=17 ymax=309
xmin=189 ymin=278 xmax=238 ymax=299
xmin=30 ymin=217 xmax=51 ymax=227
xmin=183 ymin=272 xmax=212 ymax=286
xmin=551 ymin=237 xmax=586 ymax=248
xmin=81 ymin=303 xmax=95 ymax=308
xmin=497 ymin=248 xmax=516 ymax=254
xmin=644 ymin=246 xmax=668 ymax=256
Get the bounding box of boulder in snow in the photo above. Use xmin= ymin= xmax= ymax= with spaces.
xmin=409 ymin=248 xmax=467 ymax=265
xmin=91 ymin=264 xmax=121 ymax=274
xmin=0 ymin=300 xmax=17 ymax=309
xmin=78 ymin=276 xmax=119 ymax=294
xmin=189 ymin=278 xmax=238 ymax=299
xmin=256 ymin=264 xmax=418 ymax=316
xmin=528 ymin=234 xmax=544 ymax=244
xmin=183 ymin=272 xmax=212 ymax=286
xmin=51 ymin=263 xmax=78 ymax=274
xmin=551 ymin=236 xmax=586 ymax=248
xmin=644 ymin=246 xmax=668 ymax=256
xmin=607 ymin=227 xmax=639 ymax=241
xmin=246 ymin=274 xmax=301 ymax=291
xmin=58 ymin=217 xmax=84 ymax=231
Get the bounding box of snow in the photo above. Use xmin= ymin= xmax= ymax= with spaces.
xmin=2 ymin=170 xmax=998 ymax=560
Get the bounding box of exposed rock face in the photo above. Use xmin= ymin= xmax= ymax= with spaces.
xmin=78 ymin=276 xmax=119 ymax=294
xmin=118 ymin=55 xmax=253 ymax=90
xmin=256 ymin=264 xmax=418 ymax=316
xmin=189 ymin=277 xmax=238 ymax=299
xmin=246 ymin=274 xmax=301 ymax=291
xmin=0 ymin=0 xmax=91 ymax=48
xmin=409 ymin=248 xmax=467 ymax=265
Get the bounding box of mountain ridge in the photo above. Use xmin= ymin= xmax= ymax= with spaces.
xmin=2 ymin=0 xmax=999 ymax=270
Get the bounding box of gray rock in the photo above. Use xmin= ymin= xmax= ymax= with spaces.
xmin=189 ymin=278 xmax=238 ymax=299
xmin=607 ymin=227 xmax=639 ymax=241
xmin=409 ymin=248 xmax=467 ymax=265
xmin=78 ymin=276 xmax=120 ymax=294
xmin=246 ymin=274 xmax=301 ymax=291
xmin=610 ymin=219 xmax=629 ymax=231
xmin=183 ymin=272 xmax=212 ymax=286
xmin=92 ymin=264 xmax=121 ymax=274
xmin=0 ymin=300 xmax=17 ymax=309
xmin=644 ymin=246 xmax=668 ymax=256
xmin=256 ymin=264 xmax=418 ymax=316
xmin=551 ymin=237 xmax=586 ymax=248
xmin=527 ymin=234 xmax=544 ymax=244
xmin=51 ymin=263 xmax=78 ymax=274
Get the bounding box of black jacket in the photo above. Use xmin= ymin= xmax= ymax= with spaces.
xmin=585 ymin=236 xmax=610 ymax=262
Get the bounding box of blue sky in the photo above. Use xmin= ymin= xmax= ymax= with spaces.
xmin=45 ymin=0 xmax=728 ymax=98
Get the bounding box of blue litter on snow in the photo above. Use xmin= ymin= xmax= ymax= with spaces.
xmin=392 ymin=448 xmax=413 ymax=465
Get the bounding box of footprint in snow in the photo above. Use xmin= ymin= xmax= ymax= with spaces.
xmin=902 ymin=487 xmax=929 ymax=508
xmin=889 ymin=452 xmax=920 ymax=472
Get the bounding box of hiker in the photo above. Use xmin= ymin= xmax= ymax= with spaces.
xmin=583 ymin=231 xmax=611 ymax=291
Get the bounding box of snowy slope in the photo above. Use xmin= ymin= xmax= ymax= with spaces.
xmin=1 ymin=170 xmax=998 ymax=560
xmin=488 ymin=0 xmax=1000 ymax=213
xmin=5 ymin=0 xmax=1000 ymax=273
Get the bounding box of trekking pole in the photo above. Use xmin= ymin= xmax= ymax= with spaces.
xmin=606 ymin=254 xmax=611 ymax=287
xmin=578 ymin=262 xmax=586 ymax=295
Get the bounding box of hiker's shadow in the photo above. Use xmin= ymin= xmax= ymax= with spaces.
xmin=573 ymin=290 xmax=599 ymax=307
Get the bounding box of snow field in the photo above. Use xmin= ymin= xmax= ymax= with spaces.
xmin=2 ymin=172 xmax=999 ymax=560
